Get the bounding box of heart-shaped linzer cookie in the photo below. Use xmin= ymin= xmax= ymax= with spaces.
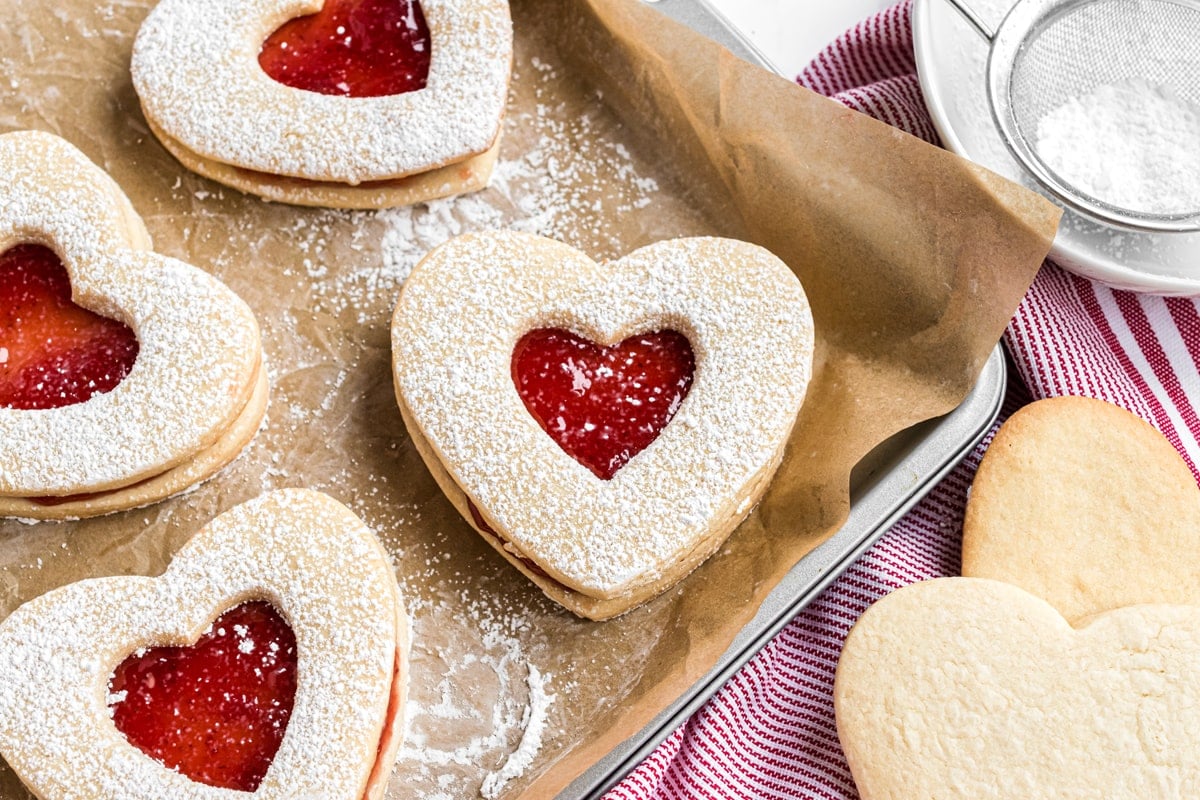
xmin=391 ymin=231 xmax=815 ymax=620
xmin=835 ymin=578 xmax=1200 ymax=798
xmin=0 ymin=489 xmax=409 ymax=800
xmin=131 ymin=0 xmax=512 ymax=208
xmin=0 ymin=131 xmax=266 ymax=520
xmin=962 ymin=395 xmax=1200 ymax=621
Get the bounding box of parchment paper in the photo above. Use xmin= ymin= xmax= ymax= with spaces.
xmin=0 ymin=1 xmax=1059 ymax=798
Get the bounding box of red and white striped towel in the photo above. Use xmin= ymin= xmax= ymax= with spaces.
xmin=608 ymin=1 xmax=1200 ymax=797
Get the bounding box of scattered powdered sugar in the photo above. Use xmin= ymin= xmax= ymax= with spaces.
xmin=479 ymin=664 xmax=555 ymax=799
xmin=1036 ymin=79 xmax=1200 ymax=215
xmin=394 ymin=583 xmax=558 ymax=798
xmin=300 ymin=48 xmax=667 ymax=326
xmin=376 ymin=193 xmax=505 ymax=290
xmin=312 ymin=54 xmax=662 ymax=321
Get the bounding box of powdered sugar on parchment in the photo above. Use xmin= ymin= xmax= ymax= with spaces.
xmin=312 ymin=55 xmax=663 ymax=322
xmin=479 ymin=664 xmax=555 ymax=799
xmin=395 ymin=584 xmax=558 ymax=799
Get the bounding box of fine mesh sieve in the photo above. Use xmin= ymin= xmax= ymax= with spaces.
xmin=945 ymin=0 xmax=1200 ymax=232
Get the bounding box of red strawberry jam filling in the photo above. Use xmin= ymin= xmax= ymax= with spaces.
xmin=28 ymin=475 xmax=156 ymax=507
xmin=108 ymin=602 xmax=298 ymax=792
xmin=0 ymin=244 xmax=139 ymax=411
xmin=511 ymin=328 xmax=695 ymax=480
xmin=467 ymin=499 xmax=550 ymax=578
xmin=259 ymin=0 xmax=431 ymax=98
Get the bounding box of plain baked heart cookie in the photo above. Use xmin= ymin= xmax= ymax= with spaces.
xmin=962 ymin=395 xmax=1200 ymax=621
xmin=391 ymin=231 xmax=814 ymax=620
xmin=0 ymin=131 xmax=266 ymax=520
xmin=0 ymin=489 xmax=408 ymax=800
xmin=835 ymin=578 xmax=1200 ymax=798
xmin=131 ymin=0 xmax=512 ymax=208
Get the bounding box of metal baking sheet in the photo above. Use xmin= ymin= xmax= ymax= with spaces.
xmin=561 ymin=2 xmax=1009 ymax=795
xmin=0 ymin=2 xmax=1007 ymax=796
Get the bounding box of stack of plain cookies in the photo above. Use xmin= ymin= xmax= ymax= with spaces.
xmin=835 ymin=396 xmax=1200 ymax=797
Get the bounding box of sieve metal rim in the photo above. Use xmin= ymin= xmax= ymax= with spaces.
xmin=985 ymin=0 xmax=1200 ymax=233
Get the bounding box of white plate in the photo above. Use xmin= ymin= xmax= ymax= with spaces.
xmin=913 ymin=0 xmax=1200 ymax=295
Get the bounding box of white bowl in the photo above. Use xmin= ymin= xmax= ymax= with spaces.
xmin=913 ymin=0 xmax=1200 ymax=295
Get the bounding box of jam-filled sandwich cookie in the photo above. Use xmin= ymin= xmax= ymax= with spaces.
xmin=0 ymin=130 xmax=266 ymax=520
xmin=132 ymin=0 xmax=512 ymax=209
xmin=0 ymin=489 xmax=409 ymax=800
xmin=391 ymin=231 xmax=814 ymax=620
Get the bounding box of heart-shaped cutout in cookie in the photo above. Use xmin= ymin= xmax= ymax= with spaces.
xmin=0 ymin=489 xmax=409 ymax=800
xmin=132 ymin=0 xmax=511 ymax=208
xmin=109 ymin=601 xmax=298 ymax=791
xmin=962 ymin=395 xmax=1200 ymax=621
xmin=392 ymin=231 xmax=814 ymax=619
xmin=513 ymin=328 xmax=695 ymax=480
xmin=0 ymin=131 xmax=266 ymax=520
xmin=835 ymin=578 xmax=1200 ymax=797
xmin=259 ymin=0 xmax=431 ymax=98
xmin=0 ymin=244 xmax=139 ymax=410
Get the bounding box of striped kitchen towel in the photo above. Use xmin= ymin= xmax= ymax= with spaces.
xmin=608 ymin=1 xmax=1200 ymax=797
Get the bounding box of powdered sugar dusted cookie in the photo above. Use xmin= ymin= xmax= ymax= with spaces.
xmin=835 ymin=578 xmax=1200 ymax=799
xmin=0 ymin=489 xmax=409 ymax=800
xmin=391 ymin=231 xmax=814 ymax=620
xmin=132 ymin=0 xmax=512 ymax=208
xmin=962 ymin=395 xmax=1200 ymax=621
xmin=0 ymin=130 xmax=265 ymax=520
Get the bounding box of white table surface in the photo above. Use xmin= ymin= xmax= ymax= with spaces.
xmin=702 ymin=0 xmax=895 ymax=78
